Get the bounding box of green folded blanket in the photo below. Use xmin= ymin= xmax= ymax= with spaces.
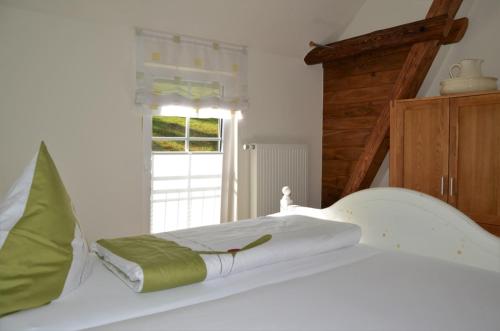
xmin=94 ymin=234 xmax=271 ymax=292
xmin=92 ymin=215 xmax=361 ymax=293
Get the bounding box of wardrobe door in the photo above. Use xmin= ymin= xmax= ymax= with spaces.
xmin=390 ymin=98 xmax=449 ymax=201
xmin=449 ymin=93 xmax=500 ymax=236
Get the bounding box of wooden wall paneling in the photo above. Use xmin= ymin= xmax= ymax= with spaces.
xmin=340 ymin=0 xmax=464 ymax=200
xmin=359 ymin=135 xmax=390 ymax=189
xmin=324 ymin=85 xmax=394 ymax=106
xmin=324 ymin=69 xmax=400 ymax=92
xmin=322 ymin=146 xmax=365 ymax=162
xmin=477 ymin=223 xmax=500 ymax=237
xmin=342 ymin=41 xmax=444 ymax=195
xmin=323 ymin=116 xmax=379 ymax=131
xmin=322 ymin=160 xmax=354 ymax=177
xmin=306 ymin=0 xmax=467 ymax=207
xmin=326 ymin=100 xmax=389 ymax=118
xmin=323 ymin=129 xmax=371 ymax=147
xmin=321 ymin=47 xmax=411 ymax=205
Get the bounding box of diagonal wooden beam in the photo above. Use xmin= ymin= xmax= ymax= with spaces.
xmin=341 ymin=0 xmax=464 ymax=198
xmin=426 ymin=0 xmax=463 ymax=18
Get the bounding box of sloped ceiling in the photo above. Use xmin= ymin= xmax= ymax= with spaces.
xmin=0 ymin=0 xmax=365 ymax=58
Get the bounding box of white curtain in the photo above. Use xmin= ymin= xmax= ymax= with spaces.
xmin=220 ymin=112 xmax=240 ymax=223
xmin=135 ymin=28 xmax=248 ymax=114
xmin=136 ymin=28 xmax=247 ymax=223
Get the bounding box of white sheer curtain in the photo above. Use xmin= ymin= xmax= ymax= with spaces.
xmin=136 ymin=29 xmax=247 ymax=225
xmin=220 ymin=112 xmax=240 ymax=223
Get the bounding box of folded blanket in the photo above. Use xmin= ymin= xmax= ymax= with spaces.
xmin=91 ymin=215 xmax=361 ymax=292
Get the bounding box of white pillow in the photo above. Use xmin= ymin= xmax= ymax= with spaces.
xmin=0 ymin=142 xmax=90 ymax=316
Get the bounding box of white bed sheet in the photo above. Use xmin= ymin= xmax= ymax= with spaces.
xmin=0 ymin=245 xmax=378 ymax=331
xmin=89 ymin=249 xmax=500 ymax=331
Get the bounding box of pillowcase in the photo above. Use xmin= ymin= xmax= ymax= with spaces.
xmin=0 ymin=142 xmax=89 ymax=316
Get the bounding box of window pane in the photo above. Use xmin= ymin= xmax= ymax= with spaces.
xmin=190 ymin=154 xmax=223 ymax=176
xmin=189 ymin=141 xmax=218 ymax=152
xmin=152 ymin=140 xmax=185 ymax=151
xmin=151 ymin=154 xmax=223 ymax=232
xmin=153 ymin=116 xmax=186 ymax=137
xmin=189 ymin=118 xmax=219 ymax=138
xmin=153 ymin=79 xmax=221 ymax=100
xmin=152 ymin=154 xmax=189 ymax=177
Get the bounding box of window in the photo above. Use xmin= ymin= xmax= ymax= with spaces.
xmin=150 ymin=115 xmax=224 ymax=233
xmin=152 ymin=116 xmax=222 ymax=152
xmin=136 ymin=29 xmax=247 ymax=233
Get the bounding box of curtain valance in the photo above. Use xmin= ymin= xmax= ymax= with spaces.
xmin=135 ymin=29 xmax=248 ymax=115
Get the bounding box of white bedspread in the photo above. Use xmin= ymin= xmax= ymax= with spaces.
xmin=90 ymin=249 xmax=500 ymax=331
xmin=2 ymin=245 xmax=500 ymax=331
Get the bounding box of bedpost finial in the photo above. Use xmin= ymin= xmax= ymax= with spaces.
xmin=280 ymin=186 xmax=293 ymax=212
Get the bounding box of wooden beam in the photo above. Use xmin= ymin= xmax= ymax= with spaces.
xmin=443 ymin=17 xmax=468 ymax=44
xmin=426 ymin=0 xmax=463 ymax=18
xmin=341 ymin=0 xmax=464 ymax=197
xmin=305 ymin=15 xmax=463 ymax=65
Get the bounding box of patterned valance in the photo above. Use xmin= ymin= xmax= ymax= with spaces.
xmin=135 ymin=29 xmax=248 ymax=115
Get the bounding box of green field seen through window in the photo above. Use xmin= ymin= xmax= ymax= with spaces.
xmin=152 ymin=116 xmax=220 ymax=152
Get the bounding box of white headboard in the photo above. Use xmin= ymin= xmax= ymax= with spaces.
xmin=279 ymin=187 xmax=500 ymax=273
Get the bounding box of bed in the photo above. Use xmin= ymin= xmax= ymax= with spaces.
xmin=1 ymin=187 xmax=500 ymax=331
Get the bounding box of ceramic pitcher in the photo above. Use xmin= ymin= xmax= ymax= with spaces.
xmin=449 ymin=59 xmax=484 ymax=78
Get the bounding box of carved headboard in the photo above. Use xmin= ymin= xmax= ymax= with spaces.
xmin=278 ymin=187 xmax=500 ymax=273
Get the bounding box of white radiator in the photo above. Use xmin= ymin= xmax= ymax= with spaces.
xmin=247 ymin=144 xmax=308 ymax=217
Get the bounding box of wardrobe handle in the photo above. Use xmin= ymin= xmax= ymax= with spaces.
xmin=450 ymin=177 xmax=454 ymax=197
xmin=440 ymin=176 xmax=445 ymax=196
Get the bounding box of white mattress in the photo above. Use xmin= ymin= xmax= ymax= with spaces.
xmin=89 ymin=249 xmax=500 ymax=331
xmin=0 ymin=245 xmax=377 ymax=331
xmin=2 ymin=245 xmax=500 ymax=331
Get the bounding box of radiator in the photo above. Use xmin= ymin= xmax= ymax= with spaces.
xmin=247 ymin=144 xmax=308 ymax=217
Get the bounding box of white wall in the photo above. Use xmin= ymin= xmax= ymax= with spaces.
xmin=420 ymin=0 xmax=500 ymax=97
xmin=0 ymin=6 xmax=144 ymax=241
xmin=0 ymin=4 xmax=323 ymax=241
xmin=339 ymin=0 xmax=500 ymax=188
xmin=238 ymin=51 xmax=323 ymax=218
xmin=339 ymin=0 xmax=432 ymax=39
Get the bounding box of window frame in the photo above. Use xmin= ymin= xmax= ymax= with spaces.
xmin=152 ymin=116 xmax=223 ymax=154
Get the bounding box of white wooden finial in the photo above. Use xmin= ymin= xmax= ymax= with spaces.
xmin=280 ymin=186 xmax=293 ymax=212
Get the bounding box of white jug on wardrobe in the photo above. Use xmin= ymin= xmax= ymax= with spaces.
xmin=449 ymin=59 xmax=484 ymax=78
xmin=440 ymin=58 xmax=498 ymax=95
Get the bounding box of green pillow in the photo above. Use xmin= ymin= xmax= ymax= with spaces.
xmin=0 ymin=142 xmax=89 ymax=316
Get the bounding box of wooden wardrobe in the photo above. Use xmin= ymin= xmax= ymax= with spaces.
xmin=390 ymin=91 xmax=500 ymax=236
